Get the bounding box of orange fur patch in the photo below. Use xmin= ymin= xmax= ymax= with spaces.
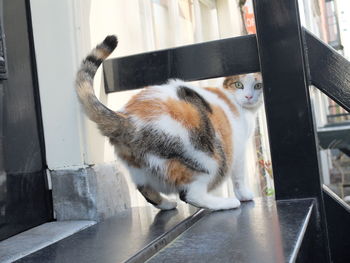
xmin=124 ymin=97 xmax=162 ymax=120
xmin=166 ymin=160 xmax=194 ymax=185
xmin=164 ymin=98 xmax=201 ymax=129
xmin=95 ymin=48 xmax=110 ymax=60
xmin=205 ymin=87 xmax=239 ymax=117
xmin=223 ymin=75 xmax=240 ymax=89
xmin=253 ymin=73 xmax=262 ymax=82
xmin=209 ymin=105 xmax=233 ymax=168
xmin=125 ymin=90 xmax=201 ymax=129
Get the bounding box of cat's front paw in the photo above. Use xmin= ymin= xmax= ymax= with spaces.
xmin=206 ymin=198 xmax=241 ymax=210
xmin=235 ymin=187 xmax=254 ymax=202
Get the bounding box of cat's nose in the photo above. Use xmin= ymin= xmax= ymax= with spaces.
xmin=245 ymin=95 xmax=253 ymax=100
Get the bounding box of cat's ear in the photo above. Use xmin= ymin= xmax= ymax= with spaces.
xmin=223 ymin=75 xmax=239 ymax=89
xmin=253 ymin=73 xmax=262 ymax=82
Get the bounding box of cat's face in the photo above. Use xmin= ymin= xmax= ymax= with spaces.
xmin=223 ymin=73 xmax=263 ymax=109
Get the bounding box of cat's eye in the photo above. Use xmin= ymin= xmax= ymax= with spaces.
xmin=232 ymin=81 xmax=244 ymax=89
xmin=254 ymin=83 xmax=263 ymax=90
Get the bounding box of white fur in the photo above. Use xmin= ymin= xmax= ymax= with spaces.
xmin=157 ymin=199 xmax=178 ymax=210
xmin=229 ymin=75 xmax=262 ymax=201
xmin=184 ymin=174 xmax=241 ymax=210
xmin=230 ymin=74 xmax=263 ymax=110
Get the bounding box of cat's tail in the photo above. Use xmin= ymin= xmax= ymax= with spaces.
xmin=75 ymin=35 xmax=126 ymax=137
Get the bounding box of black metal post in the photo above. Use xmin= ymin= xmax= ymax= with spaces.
xmin=0 ymin=0 xmax=4 ymax=176
xmin=253 ymin=0 xmax=321 ymax=200
xmin=305 ymin=30 xmax=350 ymax=112
xmin=253 ymin=0 xmax=330 ymax=261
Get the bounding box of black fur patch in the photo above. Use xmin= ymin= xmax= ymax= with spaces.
xmin=144 ymin=196 xmax=157 ymax=206
xmin=179 ymin=190 xmax=187 ymax=203
xmin=177 ymin=86 xmax=212 ymax=113
xmin=82 ymin=66 xmax=97 ymax=79
xmin=137 ymin=186 xmax=160 ymax=206
xmin=215 ymin=139 xmax=227 ymax=178
xmin=84 ymin=55 xmax=103 ymax=67
xmin=133 ymin=127 xmax=208 ymax=173
xmin=189 ymin=118 xmax=215 ymax=154
xmin=177 ymin=86 xmax=215 ymax=154
xmin=103 ymin=35 xmax=118 ymax=51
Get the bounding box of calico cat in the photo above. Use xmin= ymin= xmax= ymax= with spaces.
xmin=76 ymin=35 xmax=263 ymax=210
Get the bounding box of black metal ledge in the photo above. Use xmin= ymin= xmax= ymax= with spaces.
xmin=103 ymin=34 xmax=260 ymax=93
xmin=17 ymin=198 xmax=314 ymax=263
xmin=147 ymin=198 xmax=314 ymax=263
xmin=103 ymin=28 xmax=350 ymax=115
xmin=323 ymin=186 xmax=350 ymax=263
xmin=16 ymin=205 xmax=205 ymax=263
xmin=305 ymin=30 xmax=350 ymax=113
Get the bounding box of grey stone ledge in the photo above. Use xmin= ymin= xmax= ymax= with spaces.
xmin=51 ymin=162 xmax=131 ymax=221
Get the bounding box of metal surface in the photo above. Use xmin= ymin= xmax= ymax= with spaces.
xmin=317 ymin=125 xmax=350 ymax=150
xmin=253 ymin=0 xmax=321 ymax=200
xmin=0 ymin=220 xmax=96 ymax=263
xmin=146 ymin=198 xmax=313 ymax=263
xmin=305 ymin=30 xmax=350 ymax=112
xmin=0 ymin=24 xmax=5 ymax=77
xmin=0 ymin=172 xmax=52 ymax=241
xmin=323 ymin=186 xmax=350 ymax=263
xmin=0 ymin=0 xmax=52 ymax=241
xmin=0 ymin=0 xmax=6 ymax=80
xmin=17 ymin=205 xmax=204 ymax=263
xmin=295 ymin=203 xmax=321 ymax=263
xmin=252 ymin=0 xmax=331 ymax=261
xmin=17 ymin=199 xmax=314 ymax=263
xmin=103 ymin=34 xmax=260 ymax=92
xmin=0 ymin=84 xmax=3 ymax=170
xmin=0 ymin=3 xmax=6 ymax=234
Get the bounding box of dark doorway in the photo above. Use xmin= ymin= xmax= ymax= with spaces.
xmin=0 ymin=0 xmax=52 ymax=241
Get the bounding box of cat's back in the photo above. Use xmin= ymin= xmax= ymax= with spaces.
xmin=124 ymin=80 xmax=207 ymax=128
xmin=123 ymin=79 xmax=238 ymax=126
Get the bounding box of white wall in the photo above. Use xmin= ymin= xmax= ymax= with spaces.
xmin=30 ymin=0 xmax=86 ymax=170
xmin=30 ymin=0 xmax=148 ymax=169
xmin=216 ymin=0 xmax=244 ymax=38
xmin=337 ymin=0 xmax=350 ymax=59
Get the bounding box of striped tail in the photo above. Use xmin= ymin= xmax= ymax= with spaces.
xmin=75 ymin=35 xmax=126 ymax=137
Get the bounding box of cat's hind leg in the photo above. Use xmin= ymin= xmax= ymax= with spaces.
xmin=128 ymin=166 xmax=177 ymax=210
xmin=180 ymin=176 xmax=240 ymax=210
xmin=138 ymin=185 xmax=177 ymax=210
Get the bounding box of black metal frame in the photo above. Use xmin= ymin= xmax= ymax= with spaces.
xmin=0 ymin=0 xmax=53 ymax=241
xmin=103 ymin=35 xmax=260 ymax=92
xmin=103 ymin=0 xmax=350 ymax=261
